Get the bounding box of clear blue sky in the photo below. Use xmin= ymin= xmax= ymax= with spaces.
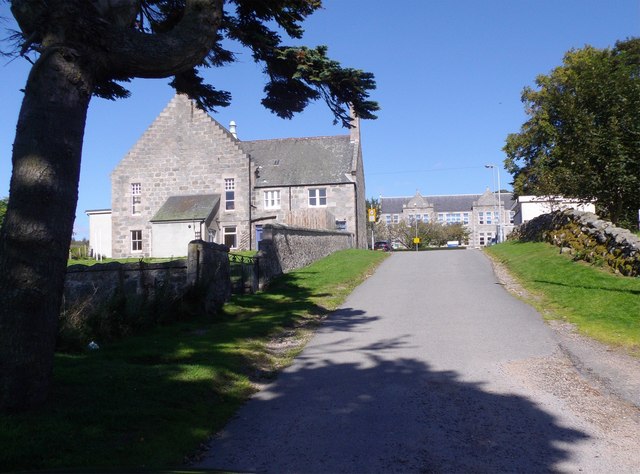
xmin=1 ymin=1 xmax=638 ymax=238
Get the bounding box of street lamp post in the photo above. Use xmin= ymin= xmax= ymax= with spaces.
xmin=485 ymin=164 xmax=503 ymax=243
xmin=414 ymin=204 xmax=418 ymax=251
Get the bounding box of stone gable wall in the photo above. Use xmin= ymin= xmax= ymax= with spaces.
xmin=512 ymin=209 xmax=640 ymax=276
xmin=111 ymin=94 xmax=250 ymax=257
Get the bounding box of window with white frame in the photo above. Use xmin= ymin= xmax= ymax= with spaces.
xmin=131 ymin=183 xmax=141 ymax=215
xmin=509 ymin=211 xmax=515 ymax=224
xmin=445 ymin=213 xmax=462 ymax=224
xmin=422 ymin=214 xmax=430 ymax=223
xmin=437 ymin=213 xmax=445 ymax=223
xmin=479 ymin=232 xmax=485 ymax=246
xmin=264 ymin=190 xmax=281 ymax=209
xmin=131 ymin=230 xmax=142 ymax=252
xmin=225 ymin=178 xmax=235 ymax=210
xmin=385 ymin=215 xmax=391 ymax=225
xmin=392 ymin=214 xmax=399 ymax=224
xmin=408 ymin=214 xmax=415 ymax=223
xmin=308 ymin=188 xmax=327 ymax=207
xmin=223 ymin=226 xmax=237 ymax=248
xmin=463 ymin=213 xmax=470 ymax=224
xmin=486 ymin=211 xmax=493 ymax=225
xmin=478 ymin=212 xmax=485 ymax=224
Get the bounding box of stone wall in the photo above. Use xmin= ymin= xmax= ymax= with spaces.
xmin=258 ymin=223 xmax=354 ymax=287
xmin=511 ymin=209 xmax=640 ymax=276
xmin=61 ymin=240 xmax=231 ymax=348
xmin=64 ymin=260 xmax=188 ymax=310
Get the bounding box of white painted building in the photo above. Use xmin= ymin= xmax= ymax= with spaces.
xmin=513 ymin=196 xmax=596 ymax=225
xmin=85 ymin=209 xmax=113 ymax=258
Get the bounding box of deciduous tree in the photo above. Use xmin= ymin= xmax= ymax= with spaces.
xmin=0 ymin=0 xmax=378 ymax=411
xmin=504 ymin=38 xmax=640 ymax=227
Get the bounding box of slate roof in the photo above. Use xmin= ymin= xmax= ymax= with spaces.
xmin=381 ymin=193 xmax=515 ymax=214
xmin=150 ymin=194 xmax=220 ymax=223
xmin=239 ymin=136 xmax=356 ymax=187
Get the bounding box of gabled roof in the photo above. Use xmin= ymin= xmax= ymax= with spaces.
xmin=240 ymin=136 xmax=356 ymax=187
xmin=381 ymin=197 xmax=409 ymax=214
xmin=150 ymin=194 xmax=220 ymax=223
xmin=381 ymin=193 xmax=515 ymax=214
xmin=429 ymin=195 xmax=479 ymax=212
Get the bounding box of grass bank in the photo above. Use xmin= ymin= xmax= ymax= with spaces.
xmin=486 ymin=241 xmax=640 ymax=354
xmin=1 ymin=249 xmax=387 ymax=472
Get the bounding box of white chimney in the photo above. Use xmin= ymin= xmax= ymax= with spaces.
xmin=229 ymin=120 xmax=237 ymax=139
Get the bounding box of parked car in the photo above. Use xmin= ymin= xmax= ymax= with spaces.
xmin=374 ymin=241 xmax=392 ymax=251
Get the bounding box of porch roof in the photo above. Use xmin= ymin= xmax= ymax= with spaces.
xmin=150 ymin=194 xmax=220 ymax=223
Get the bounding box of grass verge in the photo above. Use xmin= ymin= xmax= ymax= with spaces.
xmin=486 ymin=241 xmax=640 ymax=354
xmin=1 ymin=249 xmax=388 ymax=472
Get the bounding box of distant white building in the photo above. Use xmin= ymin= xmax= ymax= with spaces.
xmin=513 ymin=196 xmax=596 ymax=225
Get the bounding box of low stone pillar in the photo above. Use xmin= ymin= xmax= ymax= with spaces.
xmin=187 ymin=240 xmax=232 ymax=315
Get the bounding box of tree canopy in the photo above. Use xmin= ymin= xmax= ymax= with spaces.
xmin=4 ymin=0 xmax=378 ymax=126
xmin=503 ymin=38 xmax=640 ymax=226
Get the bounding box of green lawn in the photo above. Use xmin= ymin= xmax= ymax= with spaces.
xmin=486 ymin=241 xmax=640 ymax=354
xmin=2 ymin=249 xmax=388 ymax=472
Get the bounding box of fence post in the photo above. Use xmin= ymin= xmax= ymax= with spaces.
xmin=252 ymin=256 xmax=260 ymax=293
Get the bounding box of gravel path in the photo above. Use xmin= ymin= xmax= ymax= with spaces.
xmin=197 ymin=249 xmax=640 ymax=473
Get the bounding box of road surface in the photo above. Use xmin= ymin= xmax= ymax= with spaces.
xmin=197 ymin=249 xmax=640 ymax=473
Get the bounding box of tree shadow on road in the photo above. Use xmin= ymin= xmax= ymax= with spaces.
xmin=200 ymin=351 xmax=589 ymax=473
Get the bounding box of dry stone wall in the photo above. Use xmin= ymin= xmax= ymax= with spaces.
xmin=512 ymin=209 xmax=640 ymax=276
xmin=61 ymin=241 xmax=230 ymax=348
xmin=64 ymin=260 xmax=188 ymax=309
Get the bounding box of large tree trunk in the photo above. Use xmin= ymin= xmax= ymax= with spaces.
xmin=0 ymin=1 xmax=222 ymax=413
xmin=0 ymin=48 xmax=94 ymax=411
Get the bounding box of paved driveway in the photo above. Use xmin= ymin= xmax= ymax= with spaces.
xmin=197 ymin=250 xmax=640 ymax=473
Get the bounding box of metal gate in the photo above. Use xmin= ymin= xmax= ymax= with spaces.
xmin=228 ymin=253 xmax=259 ymax=294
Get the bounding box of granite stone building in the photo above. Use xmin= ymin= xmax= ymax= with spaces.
xmin=88 ymin=94 xmax=366 ymax=258
xmin=379 ymin=190 xmax=516 ymax=247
